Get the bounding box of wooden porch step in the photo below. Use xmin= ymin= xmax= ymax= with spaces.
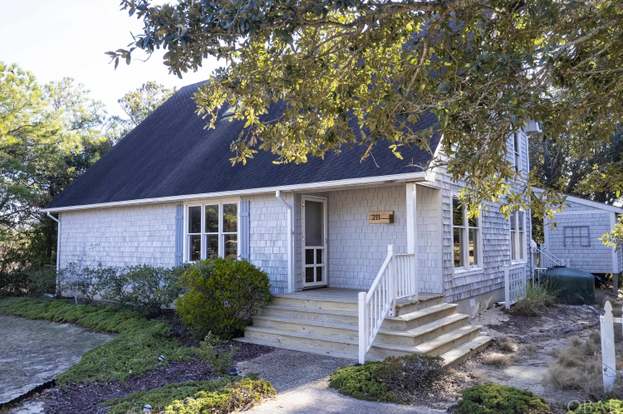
xmin=383 ymin=303 xmax=458 ymax=330
xmin=377 ymin=313 xmax=470 ymax=347
xmin=440 ymin=335 xmax=492 ymax=366
xmin=394 ymin=294 xmax=445 ymax=316
xmin=259 ymin=304 xmax=358 ymax=325
xmin=271 ymin=295 xmax=358 ymax=312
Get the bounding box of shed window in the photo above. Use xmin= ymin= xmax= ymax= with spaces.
xmin=186 ymin=203 xmax=239 ymax=261
xmin=510 ymin=211 xmax=526 ymax=261
xmin=563 ymin=226 xmax=590 ymax=248
xmin=453 ymin=198 xmax=481 ymax=269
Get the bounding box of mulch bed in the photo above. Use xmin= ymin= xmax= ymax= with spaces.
xmin=31 ymin=342 xmax=274 ymax=414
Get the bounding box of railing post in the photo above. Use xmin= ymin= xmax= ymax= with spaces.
xmin=601 ymin=301 xmax=616 ymax=393
xmin=358 ymin=291 xmax=367 ymax=364
xmin=504 ymin=267 xmax=511 ymax=310
xmin=387 ymin=245 xmax=395 ymax=316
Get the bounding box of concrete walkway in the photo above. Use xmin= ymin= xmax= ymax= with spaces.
xmin=237 ymin=349 xmax=446 ymax=414
xmin=0 ymin=315 xmax=112 ymax=405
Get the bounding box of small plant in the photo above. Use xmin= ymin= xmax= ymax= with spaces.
xmin=510 ymin=283 xmax=556 ymax=317
xmin=547 ymin=332 xmax=607 ymax=396
xmin=482 ymin=352 xmax=513 ymax=367
xmin=0 ymin=267 xmax=56 ymax=297
xmin=176 ymin=259 xmax=271 ymax=339
xmin=329 ymin=354 xmax=445 ymax=403
xmin=567 ymin=399 xmax=623 ymax=413
xmin=58 ymin=263 xmax=117 ymax=303
xmin=107 ymin=377 xmax=276 ymax=414
xmin=454 ymin=383 xmax=552 ymax=414
xmin=195 ymin=332 xmax=236 ymax=375
xmin=98 ymin=264 xmax=184 ymax=316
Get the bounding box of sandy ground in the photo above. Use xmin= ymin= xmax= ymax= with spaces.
xmin=0 ymin=315 xmax=112 ymax=406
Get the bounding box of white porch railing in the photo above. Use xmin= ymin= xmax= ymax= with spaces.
xmin=504 ymin=263 xmax=528 ymax=309
xmin=358 ymin=244 xmax=417 ymax=363
xmin=530 ymin=244 xmax=567 ymax=268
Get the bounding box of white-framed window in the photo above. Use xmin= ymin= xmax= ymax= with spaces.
xmin=185 ymin=201 xmax=239 ymax=262
xmin=510 ymin=210 xmax=526 ymax=262
xmin=452 ymin=197 xmax=481 ymax=270
xmin=512 ymin=132 xmax=521 ymax=173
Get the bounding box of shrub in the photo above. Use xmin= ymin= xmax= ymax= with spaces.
xmin=58 ymin=263 xmax=116 ymax=303
xmin=510 ymin=283 xmax=557 ymax=317
xmin=98 ymin=265 xmax=184 ymax=316
xmin=454 ymin=384 xmax=552 ymax=414
xmin=176 ymin=259 xmax=271 ymax=339
xmin=329 ymin=354 xmax=445 ymax=403
xmin=195 ymin=332 xmax=236 ymax=375
xmin=107 ymin=377 xmax=276 ymax=414
xmin=568 ymin=400 xmax=623 ymax=413
xmin=0 ymin=267 xmax=56 ymax=297
xmin=547 ymin=333 xmax=606 ymax=396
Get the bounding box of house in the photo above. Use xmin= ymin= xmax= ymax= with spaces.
xmin=44 ymin=82 xmax=532 ymax=363
xmin=539 ymin=193 xmax=623 ymax=275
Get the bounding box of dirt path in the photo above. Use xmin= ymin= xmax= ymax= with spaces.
xmin=0 ymin=315 xmax=112 ymax=405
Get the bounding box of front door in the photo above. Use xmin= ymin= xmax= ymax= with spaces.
xmin=302 ymin=196 xmax=327 ymax=288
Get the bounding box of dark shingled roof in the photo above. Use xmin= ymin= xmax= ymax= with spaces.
xmin=49 ymin=82 xmax=441 ymax=209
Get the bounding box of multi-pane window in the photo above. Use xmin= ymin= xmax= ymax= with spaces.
xmin=510 ymin=211 xmax=526 ymax=261
xmin=563 ymin=226 xmax=590 ymax=248
xmin=453 ymin=198 xmax=480 ymax=269
xmin=513 ymin=133 xmax=521 ymax=173
xmin=186 ymin=203 xmax=238 ymax=261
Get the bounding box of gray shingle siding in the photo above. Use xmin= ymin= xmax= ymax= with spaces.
xmin=544 ymin=208 xmax=617 ymax=274
xmin=59 ymin=204 xmax=178 ymax=269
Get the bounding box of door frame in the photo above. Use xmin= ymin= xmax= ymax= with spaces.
xmin=301 ymin=195 xmax=328 ymax=288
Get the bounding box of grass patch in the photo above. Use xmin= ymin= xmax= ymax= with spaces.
xmin=546 ymin=332 xmax=615 ymax=397
xmin=510 ymin=284 xmax=557 ymax=317
xmin=107 ymin=377 xmax=275 ymax=414
xmin=454 ymin=383 xmax=552 ymax=414
xmin=329 ymin=354 xmax=444 ymax=403
xmin=0 ymin=297 xmax=194 ymax=384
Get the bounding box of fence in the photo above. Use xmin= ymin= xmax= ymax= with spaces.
xmin=600 ymin=300 xmax=620 ymax=392
xmin=504 ymin=263 xmax=528 ymax=309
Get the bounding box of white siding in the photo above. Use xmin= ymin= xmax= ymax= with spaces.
xmin=59 ymin=204 xmax=178 ymax=269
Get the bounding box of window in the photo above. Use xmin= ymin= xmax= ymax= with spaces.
xmin=563 ymin=226 xmax=590 ymax=248
xmin=185 ymin=202 xmax=238 ymax=261
xmin=453 ymin=198 xmax=481 ymax=269
xmin=513 ymin=133 xmax=521 ymax=173
xmin=510 ymin=211 xmax=526 ymax=261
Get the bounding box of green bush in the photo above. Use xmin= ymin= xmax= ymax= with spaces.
xmin=195 ymin=332 xmax=236 ymax=374
xmin=510 ymin=283 xmax=557 ymax=317
xmin=329 ymin=354 xmax=445 ymax=403
xmin=176 ymin=259 xmax=271 ymax=339
xmin=454 ymin=384 xmax=552 ymax=414
xmin=568 ymin=400 xmax=623 ymax=413
xmin=107 ymin=377 xmax=276 ymax=414
xmin=0 ymin=267 xmax=56 ymax=297
xmin=99 ymin=264 xmax=185 ymax=316
xmin=58 ymin=263 xmax=184 ymax=315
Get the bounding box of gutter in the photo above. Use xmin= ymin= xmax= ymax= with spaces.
xmin=275 ymin=190 xmax=295 ymax=293
xmin=46 ymin=212 xmax=61 ymax=296
xmin=42 ymin=172 xmax=428 ymax=213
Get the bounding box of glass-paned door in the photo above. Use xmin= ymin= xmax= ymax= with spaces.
xmin=302 ymin=196 xmax=327 ymax=287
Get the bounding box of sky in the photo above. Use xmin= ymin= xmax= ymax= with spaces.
xmin=0 ymin=0 xmax=218 ymax=116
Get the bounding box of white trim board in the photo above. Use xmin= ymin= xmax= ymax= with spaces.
xmin=533 ymin=188 xmax=623 ymax=214
xmin=43 ymin=172 xmax=428 ymax=213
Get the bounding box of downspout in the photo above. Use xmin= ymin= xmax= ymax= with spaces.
xmin=46 ymin=212 xmax=61 ymax=296
xmin=276 ymin=191 xmax=294 ymax=293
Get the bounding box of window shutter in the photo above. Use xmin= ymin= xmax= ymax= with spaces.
xmin=174 ymin=204 xmax=184 ymax=266
xmin=239 ymin=199 xmax=251 ymax=260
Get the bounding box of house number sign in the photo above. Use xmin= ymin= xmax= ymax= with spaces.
xmin=368 ymin=211 xmax=394 ymax=224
